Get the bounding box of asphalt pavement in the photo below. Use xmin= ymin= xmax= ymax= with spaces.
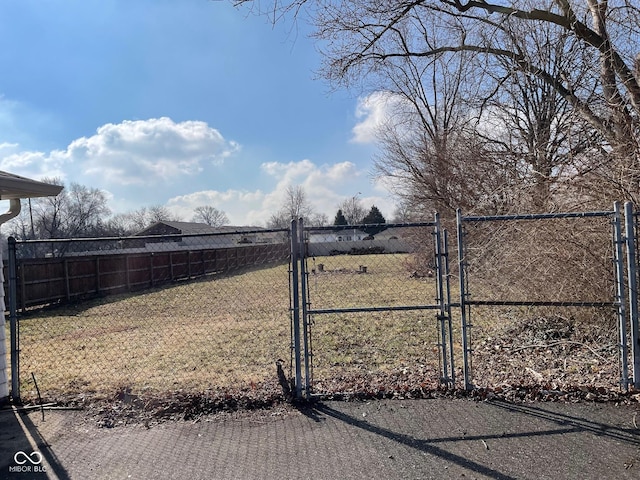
xmin=1 ymin=398 xmax=640 ymax=479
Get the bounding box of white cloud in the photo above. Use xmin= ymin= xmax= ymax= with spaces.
xmin=164 ymin=159 xmax=400 ymax=226
xmin=0 ymin=143 xmax=68 ymax=180
xmin=0 ymin=117 xmax=240 ymax=187
xmin=167 ymin=159 xmax=352 ymax=226
xmin=0 ymin=117 xmax=400 ymax=227
xmin=351 ymin=91 xmax=405 ymax=144
xmin=263 ymin=159 xmax=363 ymax=219
xmin=260 ymin=159 xmax=316 ymax=183
xmin=167 ymin=189 xmax=267 ymax=226
xmin=70 ymin=117 xmax=239 ymax=185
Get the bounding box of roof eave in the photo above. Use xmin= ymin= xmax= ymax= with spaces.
xmin=0 ymin=173 xmax=64 ymax=200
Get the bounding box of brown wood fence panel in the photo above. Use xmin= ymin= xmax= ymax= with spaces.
xmin=169 ymin=251 xmax=189 ymax=280
xmin=9 ymin=243 xmax=289 ymax=310
xmin=66 ymin=257 xmax=99 ymax=300
xmin=151 ymin=252 xmax=172 ymax=285
xmin=98 ymin=256 xmax=129 ymax=295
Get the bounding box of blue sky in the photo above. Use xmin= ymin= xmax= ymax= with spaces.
xmin=0 ymin=0 xmax=398 ymax=226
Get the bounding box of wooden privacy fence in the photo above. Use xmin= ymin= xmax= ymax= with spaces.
xmin=8 ymin=243 xmax=289 ymax=310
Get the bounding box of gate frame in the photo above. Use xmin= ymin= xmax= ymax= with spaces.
xmin=625 ymin=202 xmax=640 ymax=389
xmin=455 ymin=202 xmax=635 ymax=391
xmin=289 ymin=219 xmax=304 ymax=399
xmin=289 ymin=216 xmax=453 ymax=398
xmin=10 ymin=204 xmax=638 ymax=403
xmin=8 ymin=237 xmax=20 ymax=402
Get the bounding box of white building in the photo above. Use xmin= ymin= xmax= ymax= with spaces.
xmin=307 ymin=228 xmax=369 ymax=243
xmin=0 ymin=171 xmax=63 ymax=402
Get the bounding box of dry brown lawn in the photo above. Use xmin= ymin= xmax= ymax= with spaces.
xmin=11 ymin=251 xmax=621 ymax=404
xmin=15 ymin=254 xmax=444 ymax=402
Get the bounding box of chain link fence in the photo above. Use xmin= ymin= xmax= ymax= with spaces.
xmin=5 ymin=206 xmax=639 ymax=410
xmin=9 ymin=227 xmax=292 ymax=407
xmin=299 ymin=222 xmax=447 ymax=397
xmin=456 ymin=208 xmax=625 ymax=393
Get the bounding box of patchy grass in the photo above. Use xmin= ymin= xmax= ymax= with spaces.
xmin=310 ymin=310 xmax=441 ymax=389
xmin=18 ymin=262 xmax=292 ymax=402
xmin=17 ymin=253 xmax=445 ymax=403
xmin=302 ymin=253 xmax=443 ymax=388
xmin=305 ymin=253 xmax=437 ymax=309
xmin=14 ymin=251 xmax=623 ymax=407
xmin=308 ymin=254 xmax=438 ymax=391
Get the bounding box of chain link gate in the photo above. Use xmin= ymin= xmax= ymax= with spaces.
xmin=289 ymin=216 xmax=454 ymax=398
xmin=455 ymin=202 xmax=640 ymax=391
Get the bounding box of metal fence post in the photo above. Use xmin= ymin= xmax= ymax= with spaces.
xmin=624 ymin=202 xmax=640 ymax=389
xmin=443 ymin=228 xmax=455 ymax=387
xmin=8 ymin=237 xmax=20 ymax=402
xmin=433 ymin=213 xmax=450 ymax=386
xmin=289 ymin=220 xmax=303 ymax=399
xmin=298 ymin=218 xmax=312 ymax=396
xmin=456 ymin=209 xmax=472 ymax=390
xmin=613 ymin=202 xmax=629 ymax=390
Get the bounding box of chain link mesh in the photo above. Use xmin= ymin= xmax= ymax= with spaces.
xmin=458 ymin=213 xmax=621 ymax=391
xmin=302 ymin=224 xmax=444 ymax=395
xmin=12 ymin=228 xmax=292 ymax=404
xmin=7 ymin=212 xmax=633 ymax=406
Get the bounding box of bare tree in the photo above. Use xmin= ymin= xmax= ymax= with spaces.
xmin=266 ymin=212 xmax=289 ymax=229
xmin=475 ymin=23 xmax=601 ymax=211
xmin=102 ymin=206 xmax=184 ymax=236
xmin=369 ymin=45 xmax=522 ymax=216
xmin=147 ymin=204 xmax=175 ymax=224
xmin=239 ymin=0 xmax=640 ymax=204
xmin=108 ymin=206 xmax=171 ymax=235
xmin=192 ymin=205 xmax=229 ymax=227
xmin=3 ymin=205 xmax=32 ymax=240
xmin=390 ymin=200 xmax=418 ymax=223
xmin=104 ymin=212 xmax=138 ymax=237
xmin=337 ymin=195 xmax=366 ymax=224
xmin=309 ymin=211 xmax=329 ymax=227
xmin=284 ymin=185 xmax=314 ymax=220
xmin=268 ymin=185 xmax=314 ymax=227
xmin=324 ymin=1 xmax=640 ymax=202
xmin=28 ymin=177 xmax=66 ymax=238
xmin=377 ymin=120 xmax=520 ymax=216
xmin=65 ymin=182 xmax=111 ymax=237
xmin=24 ymin=178 xmax=110 ymax=238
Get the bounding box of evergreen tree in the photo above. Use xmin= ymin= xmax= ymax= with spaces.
xmin=362 ymin=205 xmax=386 ymax=225
xmin=338 ymin=196 xmax=365 ymax=225
xmin=333 ymin=209 xmax=348 ymax=226
xmin=362 ymin=205 xmax=386 ymax=235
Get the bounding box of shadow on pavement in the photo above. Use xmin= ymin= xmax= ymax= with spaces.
xmin=302 ymin=399 xmax=640 ymax=480
xmin=487 ymin=399 xmax=640 ymax=446
xmin=0 ymin=405 xmax=70 ymax=480
xmin=311 ymin=402 xmax=519 ymax=480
